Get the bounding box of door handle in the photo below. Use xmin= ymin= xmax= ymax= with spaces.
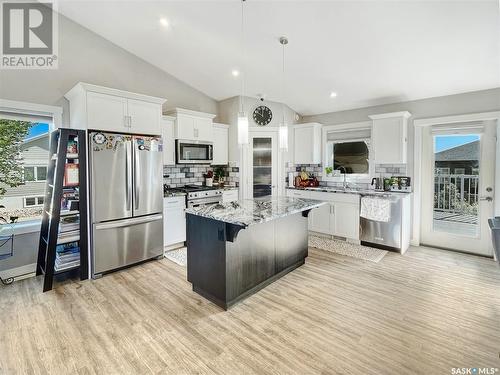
xmin=125 ymin=142 xmax=132 ymax=211
xmin=479 ymin=196 xmax=493 ymax=202
xmin=95 ymin=214 xmax=163 ymax=230
xmin=134 ymin=142 xmax=140 ymax=210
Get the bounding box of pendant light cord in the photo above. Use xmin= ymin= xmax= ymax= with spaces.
xmin=240 ymin=0 xmax=246 ymax=114
xmin=282 ymin=38 xmax=285 ymax=125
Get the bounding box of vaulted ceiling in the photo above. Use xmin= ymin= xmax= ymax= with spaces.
xmin=58 ymin=1 xmax=500 ymax=116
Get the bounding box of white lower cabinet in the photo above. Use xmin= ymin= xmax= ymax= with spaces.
xmin=332 ymin=201 xmax=360 ymax=239
xmin=163 ymin=196 xmax=186 ymax=247
xmin=309 ymin=203 xmax=333 ymax=234
xmin=222 ymin=189 xmax=238 ymax=203
xmin=286 ymin=189 xmax=360 ymax=240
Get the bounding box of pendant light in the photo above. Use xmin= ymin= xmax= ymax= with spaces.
xmin=279 ymin=36 xmax=289 ymax=150
xmin=237 ymin=0 xmax=249 ymax=145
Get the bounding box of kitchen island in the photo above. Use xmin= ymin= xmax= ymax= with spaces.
xmin=185 ymin=197 xmax=325 ymax=309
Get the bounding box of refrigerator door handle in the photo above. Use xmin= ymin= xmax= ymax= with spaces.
xmin=95 ymin=214 xmax=162 ymax=230
xmin=134 ymin=141 xmax=140 ymax=210
xmin=125 ymin=141 xmax=132 ymax=211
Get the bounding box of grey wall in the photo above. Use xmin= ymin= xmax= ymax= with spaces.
xmin=0 ymin=13 xmax=217 ymax=125
xmin=217 ymin=95 xmax=301 ymax=165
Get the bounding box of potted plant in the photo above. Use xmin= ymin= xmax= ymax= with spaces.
xmin=325 ymin=166 xmax=333 ymax=177
xmin=214 ymin=166 xmax=225 ymax=186
xmin=204 ymin=170 xmax=214 ymax=187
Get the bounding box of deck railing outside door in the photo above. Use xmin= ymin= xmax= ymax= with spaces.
xmin=434 ymin=174 xmax=479 ymax=214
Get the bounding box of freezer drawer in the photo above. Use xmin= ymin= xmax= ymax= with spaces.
xmin=92 ymin=215 xmax=163 ymax=276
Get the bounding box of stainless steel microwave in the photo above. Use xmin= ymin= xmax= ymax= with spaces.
xmin=176 ymin=140 xmax=213 ymax=164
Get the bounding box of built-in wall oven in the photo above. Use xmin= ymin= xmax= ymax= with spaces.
xmin=176 ymin=140 xmax=213 ymax=164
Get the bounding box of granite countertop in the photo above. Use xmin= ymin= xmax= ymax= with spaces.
xmin=286 ymin=186 xmax=412 ymax=196
xmin=185 ymin=197 xmax=326 ymax=227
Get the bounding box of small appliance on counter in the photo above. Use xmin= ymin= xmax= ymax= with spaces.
xmin=389 ymin=176 xmax=412 ymax=192
xmin=370 ymin=177 xmax=383 ymax=191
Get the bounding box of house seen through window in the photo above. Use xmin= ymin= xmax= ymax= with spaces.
xmin=0 ymin=119 xmax=50 ymax=222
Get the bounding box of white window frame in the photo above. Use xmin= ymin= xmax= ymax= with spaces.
xmin=23 ymin=195 xmax=44 ymax=207
xmin=454 ymin=168 xmax=465 ymax=175
xmin=325 ymin=137 xmax=372 ymax=180
xmin=23 ymin=165 xmax=47 ymax=182
xmin=321 ymin=121 xmax=373 ymax=183
xmin=435 ymin=167 xmax=450 ymax=175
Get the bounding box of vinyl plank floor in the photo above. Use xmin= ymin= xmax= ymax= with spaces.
xmin=0 ymin=246 xmax=499 ymax=374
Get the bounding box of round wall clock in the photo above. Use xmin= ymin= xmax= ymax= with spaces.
xmin=252 ymin=105 xmax=273 ymax=126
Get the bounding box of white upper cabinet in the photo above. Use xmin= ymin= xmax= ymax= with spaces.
xmin=161 ymin=116 xmax=176 ymax=166
xmin=212 ymin=123 xmax=229 ymax=165
xmin=165 ymin=108 xmax=216 ymax=142
xmin=369 ymin=111 xmax=411 ymax=164
xmin=127 ymin=99 xmax=161 ymax=134
xmin=293 ymin=123 xmax=322 ymax=164
xmin=86 ymin=92 xmax=128 ymax=133
xmin=65 ymin=82 xmax=165 ymax=135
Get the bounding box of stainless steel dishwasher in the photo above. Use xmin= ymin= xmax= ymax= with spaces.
xmin=359 ymin=193 xmax=411 ymax=253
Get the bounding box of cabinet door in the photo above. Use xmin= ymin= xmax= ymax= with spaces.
xmin=309 ymin=203 xmax=333 ymax=234
xmin=87 ymin=92 xmax=128 ymax=132
xmin=212 ymin=126 xmax=228 ymax=165
xmin=176 ymin=115 xmax=195 ymax=139
xmin=164 ymin=201 xmax=186 ymax=246
xmin=373 ymin=117 xmax=406 ymax=164
xmin=333 ymin=202 xmax=359 ymax=239
xmin=194 ymin=117 xmax=213 ymax=141
xmin=128 ymin=99 xmax=161 ymax=135
xmin=294 ymin=127 xmax=314 ymax=164
xmin=161 ymin=118 xmax=175 ymax=165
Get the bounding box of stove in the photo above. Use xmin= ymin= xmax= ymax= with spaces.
xmin=179 ymin=185 xmax=223 ymax=207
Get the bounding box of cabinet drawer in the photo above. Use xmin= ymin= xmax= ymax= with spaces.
xmin=163 ymin=197 xmax=186 ymax=209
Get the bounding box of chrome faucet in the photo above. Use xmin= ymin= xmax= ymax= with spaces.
xmin=336 ymin=166 xmax=348 ymax=189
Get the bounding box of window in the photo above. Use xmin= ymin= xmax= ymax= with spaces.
xmin=435 ymin=168 xmax=450 ymax=175
xmin=24 ymin=166 xmax=47 ymax=182
xmin=24 ymin=166 xmax=35 ymax=181
xmin=0 ymin=117 xmax=51 ymax=221
xmin=24 ymin=196 xmax=44 ymax=207
xmin=332 ymin=141 xmax=369 ymax=174
xmin=324 ymin=126 xmax=372 ymax=179
xmin=454 ymin=168 xmax=465 ymax=175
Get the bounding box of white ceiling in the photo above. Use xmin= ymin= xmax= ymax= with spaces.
xmin=58 ymin=1 xmax=500 ymax=116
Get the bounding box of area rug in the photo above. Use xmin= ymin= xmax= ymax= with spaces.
xmin=164 ymin=247 xmax=187 ymax=266
xmin=308 ymin=235 xmax=388 ymax=263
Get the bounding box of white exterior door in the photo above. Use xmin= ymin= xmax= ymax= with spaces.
xmin=245 ymin=130 xmax=278 ymax=199
xmin=420 ymin=123 xmax=496 ymax=256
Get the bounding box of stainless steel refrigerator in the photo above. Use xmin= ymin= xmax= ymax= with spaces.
xmin=89 ymin=131 xmax=163 ymax=277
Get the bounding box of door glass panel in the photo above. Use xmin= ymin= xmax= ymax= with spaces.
xmin=253 ymin=137 xmax=272 ymax=198
xmin=433 ymin=134 xmax=480 ymax=237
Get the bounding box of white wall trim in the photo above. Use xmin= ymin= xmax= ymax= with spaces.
xmin=412 ymin=111 xmax=500 ymax=246
xmin=0 ymin=98 xmax=63 ymax=130
xmin=414 ymin=111 xmax=500 ymax=127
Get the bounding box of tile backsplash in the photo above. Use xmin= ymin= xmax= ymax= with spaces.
xmin=285 ymin=163 xmax=408 ymax=189
xmin=163 ymin=164 xmax=239 ymax=188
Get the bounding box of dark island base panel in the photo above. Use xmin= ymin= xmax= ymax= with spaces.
xmin=186 ymin=212 xmax=309 ymax=310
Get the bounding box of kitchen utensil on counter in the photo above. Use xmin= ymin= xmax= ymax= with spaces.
xmin=371 ymin=177 xmax=383 ymax=191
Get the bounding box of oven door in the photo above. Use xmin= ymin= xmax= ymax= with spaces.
xmin=176 ymin=140 xmax=213 ymax=164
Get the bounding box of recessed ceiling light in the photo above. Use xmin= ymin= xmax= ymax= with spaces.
xmin=159 ymin=17 xmax=169 ymax=27
xmin=232 ymin=69 xmax=240 ymax=77
xmin=330 ymin=92 xmax=337 ymax=98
